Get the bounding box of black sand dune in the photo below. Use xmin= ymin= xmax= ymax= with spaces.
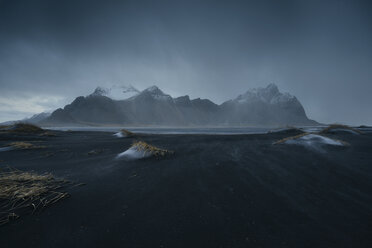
xmin=0 ymin=130 xmax=371 ymax=247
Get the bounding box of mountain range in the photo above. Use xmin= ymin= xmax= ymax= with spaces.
xmin=28 ymin=84 xmax=318 ymax=127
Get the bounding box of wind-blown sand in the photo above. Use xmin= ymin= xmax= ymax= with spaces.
xmin=0 ymin=129 xmax=371 ymax=247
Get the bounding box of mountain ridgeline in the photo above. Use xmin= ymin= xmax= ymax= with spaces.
xmin=41 ymin=84 xmax=317 ymax=126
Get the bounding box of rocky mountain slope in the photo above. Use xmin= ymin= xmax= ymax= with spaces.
xmin=219 ymin=84 xmax=313 ymax=126
xmin=40 ymin=84 xmax=317 ymax=126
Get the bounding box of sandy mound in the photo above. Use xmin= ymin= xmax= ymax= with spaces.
xmin=319 ymin=124 xmax=362 ymax=135
xmin=268 ymin=126 xmax=305 ymax=135
xmin=274 ymin=133 xmax=349 ymax=150
xmin=114 ymin=129 xmax=135 ymax=138
xmin=117 ymin=141 xmax=173 ymax=160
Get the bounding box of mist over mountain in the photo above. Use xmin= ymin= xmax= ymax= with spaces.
xmin=38 ymin=84 xmax=317 ymax=127
xmin=219 ymin=84 xmax=313 ymax=126
xmin=1 ymin=112 xmax=51 ymax=125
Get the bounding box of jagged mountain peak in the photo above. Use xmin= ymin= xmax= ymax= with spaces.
xmin=39 ymin=83 xmax=316 ymax=126
xmin=144 ymin=85 xmax=161 ymax=92
xmin=134 ymin=85 xmax=173 ymax=101
xmin=174 ymin=95 xmax=190 ymax=102
xmin=264 ymin=83 xmax=279 ymax=93
xmin=92 ymin=86 xmax=108 ymax=95
xmin=142 ymin=85 xmax=167 ymax=96
xmin=235 ymin=83 xmax=295 ymax=104
xmin=246 ymin=83 xmax=279 ymax=97
xmin=91 ymin=85 xmax=140 ymax=100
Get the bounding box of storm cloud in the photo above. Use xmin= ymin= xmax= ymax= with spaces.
xmin=0 ymin=0 xmax=371 ymax=124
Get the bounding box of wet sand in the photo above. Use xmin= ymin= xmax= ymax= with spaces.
xmin=0 ymin=130 xmax=371 ymax=247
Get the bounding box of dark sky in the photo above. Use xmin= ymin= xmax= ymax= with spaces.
xmin=0 ymin=0 xmax=371 ymax=124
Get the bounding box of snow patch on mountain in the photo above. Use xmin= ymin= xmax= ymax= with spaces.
xmin=130 ymin=85 xmax=173 ymax=101
xmin=92 ymin=85 xmax=140 ymax=100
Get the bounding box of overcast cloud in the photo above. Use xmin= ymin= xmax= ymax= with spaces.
xmin=0 ymin=0 xmax=371 ymax=124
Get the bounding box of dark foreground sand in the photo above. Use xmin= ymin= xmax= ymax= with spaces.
xmin=0 ymin=130 xmax=371 ymax=248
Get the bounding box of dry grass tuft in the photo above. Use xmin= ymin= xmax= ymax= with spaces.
xmin=8 ymin=142 xmax=46 ymax=150
xmin=358 ymin=125 xmax=369 ymax=128
xmin=131 ymin=141 xmax=174 ymax=157
xmin=273 ymin=133 xmax=310 ymax=145
xmin=319 ymin=124 xmax=362 ymax=134
xmin=0 ymin=169 xmax=70 ymax=225
xmin=273 ymin=132 xmax=350 ymax=146
xmin=9 ymin=123 xmax=44 ymax=133
xmin=0 ymin=125 xmax=11 ymax=130
xmin=268 ymin=126 xmax=304 ymax=134
xmin=121 ymin=129 xmax=134 ymax=137
xmin=40 ymin=131 xmax=56 ymax=137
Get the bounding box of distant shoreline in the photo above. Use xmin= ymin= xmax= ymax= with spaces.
xmin=44 ymin=125 xmax=330 ymax=135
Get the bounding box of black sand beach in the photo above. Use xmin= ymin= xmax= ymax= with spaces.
xmin=1 ymin=130 xmax=371 ymax=247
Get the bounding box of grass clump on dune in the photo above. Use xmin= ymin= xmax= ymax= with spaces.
xmin=268 ymin=126 xmax=305 ymax=134
xmin=0 ymin=125 xmax=11 ymax=130
xmin=7 ymin=142 xmax=46 ymax=150
xmin=319 ymin=124 xmax=362 ymax=134
xmin=0 ymin=169 xmax=70 ymax=225
xmin=358 ymin=125 xmax=370 ymax=128
xmin=273 ymin=133 xmax=310 ymax=145
xmin=40 ymin=131 xmax=56 ymax=137
xmin=273 ymin=132 xmax=349 ymax=146
xmin=10 ymin=123 xmax=44 ymax=133
xmin=121 ymin=129 xmax=134 ymax=137
xmin=114 ymin=129 xmax=135 ymax=138
xmin=273 ymin=124 xmax=360 ymax=145
xmin=0 ymin=123 xmax=44 ymax=134
xmin=130 ymin=141 xmax=173 ymax=158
